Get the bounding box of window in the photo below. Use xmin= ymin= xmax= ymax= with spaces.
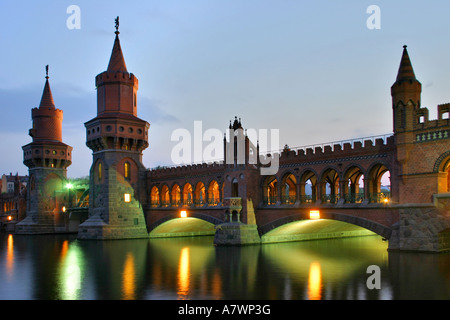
xmin=124 ymin=162 xmax=130 ymax=180
xmin=98 ymin=162 xmax=102 ymax=181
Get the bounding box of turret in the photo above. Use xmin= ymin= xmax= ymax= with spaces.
xmin=391 ymin=45 xmax=422 ymax=133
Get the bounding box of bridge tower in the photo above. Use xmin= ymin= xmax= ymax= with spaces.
xmin=16 ymin=66 xmax=73 ymax=234
xmin=78 ymin=18 xmax=150 ymax=239
xmin=391 ymin=45 xmax=450 ymax=204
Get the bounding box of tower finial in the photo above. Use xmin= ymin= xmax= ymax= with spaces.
xmin=115 ymin=16 xmax=119 ymax=34
xmin=45 ymin=65 xmax=49 ymax=80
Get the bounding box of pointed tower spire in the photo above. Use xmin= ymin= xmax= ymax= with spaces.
xmin=107 ymin=16 xmax=128 ymax=73
xmin=39 ymin=65 xmax=55 ymax=109
xmin=395 ymin=45 xmax=416 ymax=83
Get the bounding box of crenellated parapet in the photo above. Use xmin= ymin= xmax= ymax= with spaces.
xmin=149 ymin=162 xmax=225 ymax=180
xmin=414 ymin=104 xmax=450 ymax=143
xmin=258 ymin=135 xmax=395 ymax=167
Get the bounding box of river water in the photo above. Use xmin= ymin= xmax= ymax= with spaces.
xmin=0 ymin=233 xmax=448 ymax=300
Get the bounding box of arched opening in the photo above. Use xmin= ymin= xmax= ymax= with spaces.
xmin=261 ymin=219 xmax=377 ymax=244
xmin=149 ymin=217 xmax=216 ymax=238
xmin=344 ymin=166 xmax=364 ymax=203
xmin=321 ymin=168 xmax=340 ymax=204
xmin=182 ymin=183 xmax=193 ymax=206
xmin=368 ymin=164 xmax=390 ymax=203
xmin=281 ymin=173 xmax=297 ymax=204
xmin=150 ymin=186 xmax=160 ymax=207
xmin=447 ymin=166 xmax=450 ymax=192
xmin=263 ymin=176 xmax=278 ymax=205
xmin=171 ymin=184 xmax=181 ymax=206
xmin=300 ymin=170 xmax=317 ymax=204
xmin=194 ymin=182 xmax=206 ymax=206
xmin=161 ymin=185 xmax=170 ymax=207
xmin=207 ymin=180 xmax=220 ymax=206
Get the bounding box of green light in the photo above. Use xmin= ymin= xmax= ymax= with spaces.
xmin=66 ymin=183 xmax=73 ymax=189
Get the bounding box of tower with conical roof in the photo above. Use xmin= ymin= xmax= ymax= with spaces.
xmin=16 ymin=66 xmax=73 ymax=234
xmin=391 ymin=45 xmax=422 ymax=134
xmin=78 ymin=17 xmax=150 ymax=240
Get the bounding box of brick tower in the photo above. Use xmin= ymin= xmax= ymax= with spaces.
xmin=78 ymin=18 xmax=150 ymax=239
xmin=391 ymin=45 xmax=450 ymax=203
xmin=16 ymin=66 xmax=73 ymax=234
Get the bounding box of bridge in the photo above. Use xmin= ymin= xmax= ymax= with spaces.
xmin=139 ymin=46 xmax=450 ymax=253
xmin=143 ymin=126 xmax=448 ymax=253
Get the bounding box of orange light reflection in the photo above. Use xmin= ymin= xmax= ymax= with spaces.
xmin=307 ymin=262 xmax=322 ymax=300
xmin=177 ymin=247 xmax=190 ymax=298
xmin=6 ymin=234 xmax=14 ymax=277
xmin=122 ymin=253 xmax=136 ymax=300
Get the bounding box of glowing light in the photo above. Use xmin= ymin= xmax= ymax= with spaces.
xmin=66 ymin=183 xmax=73 ymax=189
xmin=178 ymin=247 xmax=190 ymax=297
xmin=309 ymin=210 xmax=320 ymax=219
xmin=62 ymin=206 xmax=66 ymax=213
xmin=307 ymin=262 xmax=322 ymax=300
xmin=124 ymin=193 xmax=131 ymax=203
xmin=122 ymin=253 xmax=136 ymax=300
xmin=180 ymin=210 xmax=187 ymax=218
xmin=383 ymin=198 xmax=390 ymax=204
xmin=59 ymin=242 xmax=83 ymax=300
xmin=7 ymin=215 xmax=12 ymax=221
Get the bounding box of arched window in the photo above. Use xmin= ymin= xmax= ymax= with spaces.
xmin=98 ymin=162 xmax=102 ymax=181
xmin=124 ymin=162 xmax=130 ymax=180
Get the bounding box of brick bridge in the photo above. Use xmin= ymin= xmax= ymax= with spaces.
xmin=142 ymin=46 xmax=450 ymax=253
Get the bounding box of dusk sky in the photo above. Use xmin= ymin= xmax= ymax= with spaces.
xmin=1 ymin=1 xmax=450 ymax=178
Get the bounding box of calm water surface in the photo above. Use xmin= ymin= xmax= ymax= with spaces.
xmin=0 ymin=233 xmax=448 ymax=300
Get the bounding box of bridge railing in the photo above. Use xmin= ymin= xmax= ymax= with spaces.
xmin=261 ymin=192 xmax=391 ymax=207
xmin=280 ymin=195 xmax=296 ymax=205
xmin=344 ymin=193 xmax=365 ymax=203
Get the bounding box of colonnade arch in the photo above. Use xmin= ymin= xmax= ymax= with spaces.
xmin=261 ymin=163 xmax=391 ymax=206
xmin=150 ymin=180 xmax=224 ymax=208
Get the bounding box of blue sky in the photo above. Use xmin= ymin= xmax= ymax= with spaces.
xmin=1 ymin=0 xmax=450 ymax=178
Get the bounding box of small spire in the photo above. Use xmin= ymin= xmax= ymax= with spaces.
xmin=107 ymin=16 xmax=128 ymax=73
xmin=396 ymin=45 xmax=416 ymax=83
xmin=39 ymin=65 xmax=55 ymax=109
xmin=115 ymin=16 xmax=120 ymax=35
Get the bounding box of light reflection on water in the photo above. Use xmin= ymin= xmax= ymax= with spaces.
xmin=0 ymin=233 xmax=448 ymax=300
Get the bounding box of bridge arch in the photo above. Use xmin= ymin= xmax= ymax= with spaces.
xmin=160 ymin=184 xmax=170 ymax=206
xmin=280 ymin=171 xmax=297 ymax=205
xmin=182 ymin=182 xmax=193 ymax=206
xmin=207 ymin=180 xmax=221 ymax=206
xmin=171 ymin=183 xmax=181 ymax=206
xmin=148 ymin=212 xmax=223 ymax=238
xmin=319 ymin=167 xmax=341 ymax=204
xmin=299 ymin=169 xmax=318 ymax=203
xmin=367 ymin=162 xmax=391 ymax=202
xmin=150 ymin=185 xmax=159 ymax=207
xmin=258 ymin=212 xmax=392 ymax=241
xmin=343 ymin=164 xmax=365 ymax=203
xmin=262 ymin=175 xmax=278 ymax=205
xmin=194 ymin=181 xmax=206 ymax=206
